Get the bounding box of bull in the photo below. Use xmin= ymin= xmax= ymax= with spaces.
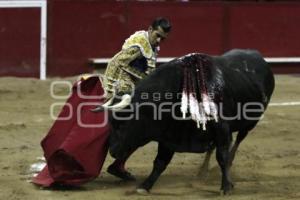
xmin=99 ymin=49 xmax=275 ymax=195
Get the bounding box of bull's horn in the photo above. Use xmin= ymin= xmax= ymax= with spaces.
xmin=102 ymin=97 xmax=114 ymax=107
xmin=102 ymin=94 xmax=132 ymax=111
xmin=90 ymin=97 xmax=114 ymax=112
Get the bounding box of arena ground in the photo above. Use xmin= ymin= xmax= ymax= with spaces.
xmin=0 ymin=74 xmax=299 ymax=200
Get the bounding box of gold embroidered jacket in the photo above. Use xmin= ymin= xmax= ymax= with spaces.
xmin=103 ymin=31 xmax=158 ymax=99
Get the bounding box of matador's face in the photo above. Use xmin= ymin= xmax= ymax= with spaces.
xmin=148 ymin=26 xmax=168 ymax=48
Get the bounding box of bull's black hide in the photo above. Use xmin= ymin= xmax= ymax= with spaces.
xmin=108 ymin=49 xmax=275 ymax=194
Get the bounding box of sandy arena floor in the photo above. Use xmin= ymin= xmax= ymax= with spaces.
xmin=0 ymin=75 xmax=299 ymax=200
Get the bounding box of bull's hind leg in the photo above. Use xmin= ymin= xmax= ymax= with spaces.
xmin=229 ymin=130 xmax=249 ymax=167
xmin=137 ymin=143 xmax=174 ymax=194
xmin=215 ymin=123 xmax=234 ymax=195
xmin=197 ymin=148 xmax=214 ymax=180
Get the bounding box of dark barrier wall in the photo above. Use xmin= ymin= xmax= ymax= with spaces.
xmin=227 ymin=3 xmax=300 ymax=56
xmin=1 ymin=1 xmax=300 ymax=77
xmin=48 ymin=1 xmax=300 ymax=76
xmin=47 ymin=1 xmax=227 ymax=76
xmin=0 ymin=8 xmax=40 ymax=77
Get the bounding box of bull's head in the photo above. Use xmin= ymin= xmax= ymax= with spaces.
xmin=109 ymin=124 xmax=137 ymax=160
xmin=104 ymin=95 xmax=156 ymax=159
xmin=109 ymin=115 xmax=151 ymax=160
xmin=92 ymin=93 xmax=149 ymax=159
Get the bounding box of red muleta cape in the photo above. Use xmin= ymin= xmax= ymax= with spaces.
xmin=32 ymin=76 xmax=110 ymax=187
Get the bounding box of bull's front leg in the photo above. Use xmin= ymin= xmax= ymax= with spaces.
xmin=137 ymin=142 xmax=174 ymax=194
xmin=215 ymin=123 xmax=234 ymax=195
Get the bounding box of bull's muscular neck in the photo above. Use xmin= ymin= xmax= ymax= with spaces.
xmin=133 ymin=54 xmax=224 ymax=103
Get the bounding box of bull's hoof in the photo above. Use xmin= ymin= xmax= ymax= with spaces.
xmin=220 ymin=182 xmax=234 ymax=195
xmin=220 ymin=189 xmax=232 ymax=196
xmin=136 ymin=188 xmax=150 ymax=195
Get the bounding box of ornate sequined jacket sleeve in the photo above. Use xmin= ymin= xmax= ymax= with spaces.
xmin=112 ymin=47 xmax=147 ymax=80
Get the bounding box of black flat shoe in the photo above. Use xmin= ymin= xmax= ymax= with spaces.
xmin=107 ymin=165 xmax=136 ymax=181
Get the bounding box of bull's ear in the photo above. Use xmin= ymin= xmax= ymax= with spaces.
xmin=102 ymin=94 xmax=132 ymax=111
